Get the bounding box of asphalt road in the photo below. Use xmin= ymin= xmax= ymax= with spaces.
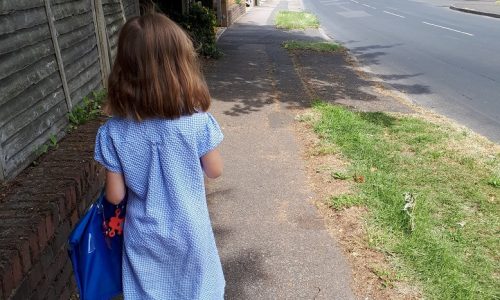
xmin=302 ymin=0 xmax=500 ymax=142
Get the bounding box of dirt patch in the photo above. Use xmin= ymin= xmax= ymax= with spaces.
xmin=293 ymin=114 xmax=421 ymax=300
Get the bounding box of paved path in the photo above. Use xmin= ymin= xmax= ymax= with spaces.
xmin=204 ymin=0 xmax=355 ymax=298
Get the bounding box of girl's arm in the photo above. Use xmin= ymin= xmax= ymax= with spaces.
xmin=106 ymin=171 xmax=126 ymax=204
xmin=201 ymin=149 xmax=223 ymax=179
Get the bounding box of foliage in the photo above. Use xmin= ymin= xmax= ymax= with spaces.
xmin=310 ymin=101 xmax=500 ymax=299
xmin=68 ymin=90 xmax=106 ymax=129
xmin=275 ymin=11 xmax=319 ymax=30
xmin=283 ymin=40 xmax=343 ymax=52
xmin=179 ymin=2 xmax=221 ymax=58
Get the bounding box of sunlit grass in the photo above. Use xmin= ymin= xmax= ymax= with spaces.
xmin=310 ymin=101 xmax=500 ymax=299
xmin=275 ymin=11 xmax=319 ymax=30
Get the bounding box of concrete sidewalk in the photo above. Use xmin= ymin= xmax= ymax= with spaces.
xmin=204 ymin=0 xmax=355 ymax=298
xmin=451 ymin=0 xmax=500 ymax=18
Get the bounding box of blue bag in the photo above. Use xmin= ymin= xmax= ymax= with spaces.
xmin=68 ymin=191 xmax=126 ymax=300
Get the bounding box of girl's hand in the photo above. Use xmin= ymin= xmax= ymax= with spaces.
xmin=201 ymin=149 xmax=223 ymax=179
xmin=106 ymin=170 xmax=126 ymax=204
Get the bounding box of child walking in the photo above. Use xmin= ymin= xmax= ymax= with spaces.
xmin=94 ymin=13 xmax=225 ymax=299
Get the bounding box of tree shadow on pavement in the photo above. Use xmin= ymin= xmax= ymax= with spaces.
xmin=205 ymin=24 xmax=429 ymax=116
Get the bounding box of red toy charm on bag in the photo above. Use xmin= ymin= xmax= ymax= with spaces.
xmin=104 ymin=208 xmax=124 ymax=238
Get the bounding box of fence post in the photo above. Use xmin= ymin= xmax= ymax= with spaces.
xmin=0 ymin=146 xmax=5 ymax=181
xmin=44 ymin=0 xmax=73 ymax=112
xmin=93 ymin=0 xmax=112 ymax=82
xmin=119 ymin=0 xmax=127 ymax=23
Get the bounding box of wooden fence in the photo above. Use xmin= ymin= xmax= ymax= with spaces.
xmin=0 ymin=0 xmax=139 ymax=181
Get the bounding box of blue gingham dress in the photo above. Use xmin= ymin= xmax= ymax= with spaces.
xmin=94 ymin=112 xmax=225 ymax=300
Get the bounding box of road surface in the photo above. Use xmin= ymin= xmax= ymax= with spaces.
xmin=303 ymin=0 xmax=500 ymax=142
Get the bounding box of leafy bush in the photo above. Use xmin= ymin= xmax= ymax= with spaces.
xmin=179 ymin=2 xmax=221 ymax=58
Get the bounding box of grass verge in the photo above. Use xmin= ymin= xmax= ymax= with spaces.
xmin=283 ymin=40 xmax=342 ymax=52
xmin=308 ymin=101 xmax=500 ymax=299
xmin=275 ymin=11 xmax=319 ymax=30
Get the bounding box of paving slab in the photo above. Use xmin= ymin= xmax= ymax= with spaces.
xmin=204 ymin=0 xmax=356 ymax=298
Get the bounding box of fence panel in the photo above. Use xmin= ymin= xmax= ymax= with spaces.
xmin=0 ymin=0 xmax=139 ymax=181
xmin=52 ymin=0 xmax=103 ymax=107
xmin=0 ymin=0 xmax=68 ymax=179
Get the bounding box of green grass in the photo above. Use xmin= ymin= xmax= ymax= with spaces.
xmin=310 ymin=101 xmax=500 ymax=299
xmin=283 ymin=40 xmax=342 ymax=52
xmin=275 ymin=11 xmax=319 ymax=30
xmin=328 ymin=194 xmax=363 ymax=210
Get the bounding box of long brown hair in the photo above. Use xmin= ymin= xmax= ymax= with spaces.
xmin=106 ymin=13 xmax=210 ymax=120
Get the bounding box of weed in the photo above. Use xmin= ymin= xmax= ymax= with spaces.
xmin=283 ymin=40 xmax=343 ymax=52
xmin=328 ymin=194 xmax=363 ymax=210
xmin=487 ymin=175 xmax=500 ymax=188
xmin=68 ymin=90 xmax=106 ymax=129
xmin=275 ymin=11 xmax=319 ymax=30
xmin=331 ymin=171 xmax=350 ymax=180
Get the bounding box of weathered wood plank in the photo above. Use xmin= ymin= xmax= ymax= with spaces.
xmin=57 ymin=22 xmax=94 ymax=50
xmin=0 ymin=55 xmax=58 ymax=107
xmin=104 ymin=10 xmax=124 ymax=27
xmin=0 ymin=0 xmax=44 ymax=14
xmin=53 ymin=10 xmax=93 ymax=35
xmin=2 ymin=98 xmax=67 ymax=161
xmin=69 ymin=62 xmax=101 ymax=106
xmin=64 ymin=47 xmax=99 ymax=83
xmin=60 ymin=33 xmax=98 ymax=66
xmin=102 ymin=0 xmax=122 ymax=5
xmin=0 ymin=38 xmax=54 ymax=82
xmin=4 ymin=113 xmax=68 ymax=178
xmin=0 ymin=7 xmax=47 ymax=35
xmin=51 ymin=0 xmax=91 ymax=20
xmin=106 ymin=16 xmax=123 ymax=39
xmin=0 ymin=72 xmax=62 ymax=128
xmin=50 ymin=0 xmax=82 ymax=5
xmin=0 ymin=22 xmax=50 ymax=55
xmin=0 ymin=86 xmax=65 ymax=143
xmin=102 ymin=2 xmax=121 ymax=16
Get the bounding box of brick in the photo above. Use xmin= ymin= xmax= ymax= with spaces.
xmin=51 ymin=220 xmax=71 ymax=256
xmin=69 ymin=210 xmax=79 ymax=229
xmin=45 ymin=247 xmax=68 ymax=284
xmin=0 ymin=238 xmax=32 ymax=276
xmin=0 ymin=250 xmax=23 ymax=298
xmin=54 ymin=263 xmax=72 ymax=297
xmin=39 ymin=246 xmax=54 ymax=272
xmin=59 ymin=287 xmax=70 ymax=300
xmin=27 ymin=261 xmax=43 ymax=291
xmin=45 ymin=212 xmax=56 ymax=242
xmin=28 ymin=231 xmax=40 ymax=262
xmin=65 ymin=187 xmax=78 ymax=217
xmin=36 ymin=220 xmax=48 ymax=251
xmin=11 ymin=276 xmax=31 ymax=300
xmin=46 ymin=287 xmax=57 ymax=300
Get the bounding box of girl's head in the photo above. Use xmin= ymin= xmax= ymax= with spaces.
xmin=107 ymin=13 xmax=210 ymax=120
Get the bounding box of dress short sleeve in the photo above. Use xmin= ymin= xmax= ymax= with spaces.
xmin=197 ymin=113 xmax=224 ymax=157
xmin=94 ymin=123 xmax=123 ymax=173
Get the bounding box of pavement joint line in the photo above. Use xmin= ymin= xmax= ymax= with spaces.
xmin=383 ymin=10 xmax=405 ymax=18
xmin=422 ymin=21 xmax=474 ymax=36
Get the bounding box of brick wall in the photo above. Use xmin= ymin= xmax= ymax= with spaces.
xmin=220 ymin=0 xmax=246 ymax=27
xmin=0 ymin=117 xmax=106 ymax=300
xmin=227 ymin=3 xmax=246 ymax=26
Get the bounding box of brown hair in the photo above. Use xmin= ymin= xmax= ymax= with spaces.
xmin=106 ymin=13 xmax=210 ymax=120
